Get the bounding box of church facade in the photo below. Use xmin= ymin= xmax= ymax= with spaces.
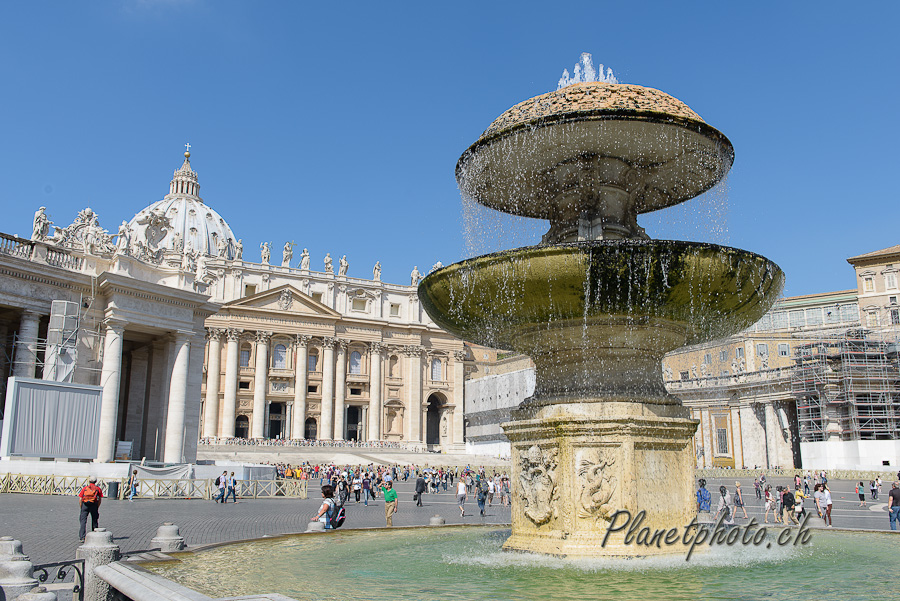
xmin=0 ymin=151 xmax=467 ymax=464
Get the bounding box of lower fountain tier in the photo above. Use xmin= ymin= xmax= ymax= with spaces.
xmin=502 ymin=399 xmax=698 ymax=558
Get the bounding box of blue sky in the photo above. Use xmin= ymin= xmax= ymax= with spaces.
xmin=1 ymin=1 xmax=897 ymax=296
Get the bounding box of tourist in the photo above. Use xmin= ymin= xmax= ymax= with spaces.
xmin=415 ymin=474 xmax=426 ymax=507
xmin=813 ymin=483 xmax=825 ymax=518
xmin=456 ymin=476 xmax=468 ymax=517
xmin=362 ymin=474 xmax=371 ymax=506
xmin=753 ymin=478 xmax=761 ymax=500
xmin=696 ymin=479 xmax=711 ymax=513
xmin=794 ymin=487 xmax=806 ymax=521
xmin=128 ymin=470 xmax=138 ymax=502
xmin=764 ymin=485 xmax=776 ymax=524
xmin=876 ymin=476 xmax=882 ymax=498
xmin=501 ymin=477 xmax=510 ymax=506
xmin=224 ymin=472 xmax=237 ymax=503
xmin=803 ymin=473 xmax=811 ymax=496
xmin=856 ymin=481 xmax=867 ymax=507
xmin=870 ymin=480 xmax=877 ymax=500
xmin=734 ymin=482 xmax=748 ymax=519
xmin=77 ymin=476 xmax=103 ymax=542
xmin=888 ymin=482 xmax=900 ymax=531
xmin=794 ymin=474 xmax=801 ymax=490
xmin=213 ymin=471 xmax=227 ymax=503
xmin=782 ymin=486 xmax=798 ymax=524
xmin=352 ymin=473 xmax=362 ymax=503
xmin=315 ymin=484 xmax=336 ymax=529
xmin=475 ymin=474 xmax=488 ymax=516
xmin=487 ymin=476 xmax=495 ymax=506
xmin=822 ymin=484 xmax=834 ymax=527
xmin=713 ymin=486 xmax=735 ymax=528
xmin=381 ymin=481 xmax=398 ymax=527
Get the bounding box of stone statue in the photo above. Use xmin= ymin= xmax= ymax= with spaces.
xmin=324 ymin=253 xmax=333 ymax=274
xmin=235 ymin=239 xmax=243 ymax=260
xmin=430 ymin=261 xmax=443 ymax=273
xmin=115 ymin=220 xmax=131 ymax=255
xmin=181 ymin=248 xmax=194 ymax=272
xmin=299 ymin=248 xmax=310 ymax=270
xmin=260 ymin=242 xmax=271 ymax=265
xmin=373 ymin=261 xmax=381 ymax=281
xmin=216 ymin=235 xmax=228 ymax=258
xmin=338 ymin=255 xmax=349 ymax=277
xmin=32 ymin=207 xmax=51 ymax=241
xmin=173 ymin=231 xmax=184 ymax=254
xmin=282 ymin=241 xmax=294 ymax=267
xmin=410 ymin=266 xmax=421 ymax=286
xmin=82 ymin=220 xmax=97 ymax=256
xmin=195 ymin=252 xmax=207 ymax=279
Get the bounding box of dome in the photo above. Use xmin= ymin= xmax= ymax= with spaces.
xmin=128 ymin=152 xmax=239 ymax=259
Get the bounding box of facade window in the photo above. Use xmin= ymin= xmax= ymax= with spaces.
xmin=238 ymin=381 xmax=250 ymax=390
xmin=841 ymin=304 xmax=859 ymax=322
xmin=778 ymin=343 xmax=790 ymax=357
xmin=390 ymin=303 xmax=401 ymax=317
xmin=349 ymin=351 xmax=362 ymax=374
xmin=716 ymin=428 xmax=729 ymax=454
xmin=788 ymin=310 xmax=805 ymax=328
xmin=351 ymin=298 xmax=367 ymax=312
xmin=307 ymin=385 xmax=318 ymax=394
xmin=890 ymin=296 xmax=898 ymax=305
xmin=702 ymin=353 xmax=711 ymax=365
xmin=308 ymin=352 xmax=319 ymax=372
xmin=350 ymin=387 xmax=362 ymax=396
xmin=867 ymin=311 xmax=878 ymax=327
xmin=244 ymin=284 xmax=256 ymax=296
xmin=891 ymin=309 xmax=900 ymax=325
xmin=736 ymin=346 xmax=745 ymax=359
xmin=886 ymin=273 xmax=897 ymax=290
xmin=756 ymin=315 xmax=772 ymax=331
xmin=864 ymin=277 xmax=874 ymax=292
xmin=273 ymin=344 xmax=287 ymax=369
xmin=825 ymin=307 xmax=839 ymax=323
xmin=756 ymin=343 xmax=768 ymax=357
xmin=680 ymin=371 xmax=689 ymax=380
xmin=719 ymin=350 xmax=728 ymax=362
xmin=239 ymin=344 xmax=251 ymax=368
xmin=431 ymin=358 xmax=442 ymax=381
xmin=771 ymin=312 xmax=788 ymax=330
xmin=805 ymin=308 xmax=823 ymax=326
xmin=311 ymin=292 xmax=323 ymax=303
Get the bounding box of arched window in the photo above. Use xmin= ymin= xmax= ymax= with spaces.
xmin=273 ymin=344 xmax=287 ymax=369
xmin=431 ymin=358 xmax=442 ymax=381
xmin=308 ymin=351 xmax=319 ymax=372
xmin=349 ymin=351 xmax=362 ymax=374
xmin=239 ymin=344 xmax=251 ymax=368
xmin=389 ymin=355 xmax=399 ymax=377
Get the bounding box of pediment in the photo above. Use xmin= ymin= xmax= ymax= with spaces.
xmin=223 ymin=284 xmax=340 ymax=318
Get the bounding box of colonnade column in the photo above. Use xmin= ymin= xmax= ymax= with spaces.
xmin=764 ymin=402 xmax=779 ymax=469
xmin=452 ymin=350 xmax=467 ymax=446
xmin=404 ymin=345 xmax=423 ymax=444
xmin=368 ymin=342 xmax=383 ymax=441
xmin=319 ymin=337 xmax=336 ymax=440
xmin=251 ymin=331 xmax=272 ymax=439
xmin=291 ymin=335 xmax=310 ymax=439
xmin=285 ymin=402 xmax=293 ymax=439
xmin=163 ymin=330 xmax=192 ymax=463
xmin=333 ymin=340 xmax=347 ymax=440
xmin=96 ymin=319 xmax=126 ymax=462
xmin=202 ymin=329 xmax=224 ymax=438
xmin=13 ymin=309 xmax=42 ymax=378
xmin=221 ymin=329 xmax=242 ymax=437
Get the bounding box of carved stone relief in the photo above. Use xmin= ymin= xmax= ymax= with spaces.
xmin=575 ymin=447 xmax=618 ymax=522
xmin=518 ymin=444 xmax=559 ymax=526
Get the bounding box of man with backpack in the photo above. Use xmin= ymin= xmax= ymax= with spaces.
xmin=475 ymin=474 xmax=489 ymax=516
xmin=314 ymin=484 xmax=346 ymax=530
xmin=696 ymin=479 xmax=712 ymax=513
xmin=213 ymin=471 xmax=227 ymax=503
xmin=78 ymin=476 xmax=103 ymax=542
xmin=414 ymin=474 xmax=426 ymax=507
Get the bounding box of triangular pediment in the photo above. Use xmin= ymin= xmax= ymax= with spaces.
xmin=223 ymin=284 xmax=341 ymax=318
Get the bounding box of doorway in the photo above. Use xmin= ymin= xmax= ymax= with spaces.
xmin=268 ymin=403 xmax=283 ymax=439
xmin=425 ymin=394 xmax=443 ymax=446
xmin=347 ymin=406 xmax=361 ymax=441
xmin=235 ymin=416 xmax=249 ymax=439
xmin=304 ymin=418 xmax=317 ymax=440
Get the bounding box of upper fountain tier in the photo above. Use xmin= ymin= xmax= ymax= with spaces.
xmin=456 ymin=82 xmax=734 ymax=243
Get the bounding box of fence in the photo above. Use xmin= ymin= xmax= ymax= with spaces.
xmin=0 ymin=474 xmax=307 ymax=500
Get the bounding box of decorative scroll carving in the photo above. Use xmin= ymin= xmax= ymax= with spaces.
xmin=206 ymin=328 xmax=224 ymax=342
xmin=255 ymin=330 xmax=272 ymax=344
xmin=226 ymin=328 xmax=243 ymax=342
xmin=576 ymin=447 xmax=618 ymax=522
xmin=453 ymin=350 xmax=468 ymax=362
xmin=322 ymin=336 xmax=337 ymax=349
xmin=295 ymin=334 xmax=311 ymax=348
xmin=401 ymin=345 xmax=422 ymax=357
xmin=519 ymin=444 xmax=559 ymax=526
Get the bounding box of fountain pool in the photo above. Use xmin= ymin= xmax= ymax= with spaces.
xmin=145 ymin=527 xmax=897 ymax=601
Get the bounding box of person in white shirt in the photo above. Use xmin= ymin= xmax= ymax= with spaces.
xmin=456 ymin=478 xmax=468 ymax=517
xmin=487 ymin=477 xmax=496 ymax=506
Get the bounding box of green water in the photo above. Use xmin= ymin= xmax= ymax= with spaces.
xmin=147 ymin=527 xmax=898 ymax=601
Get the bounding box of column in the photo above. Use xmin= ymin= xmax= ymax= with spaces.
xmin=251 ymin=331 xmax=272 ymax=439
xmin=285 ymin=401 xmax=293 ymax=440
xmin=264 ymin=400 xmax=271 ymax=438
xmin=404 ymin=345 xmax=423 ymax=444
xmin=368 ymin=343 xmax=383 ymax=440
xmin=730 ymin=405 xmax=744 ymax=469
xmin=452 ymin=350 xmax=467 ymax=445
xmin=291 ymin=335 xmax=310 ymax=439
xmin=333 ymin=340 xmax=348 ymax=440
xmin=96 ymin=319 xmax=126 ymax=463
xmin=123 ymin=346 xmax=149 ymax=450
xmin=202 ymin=329 xmax=224 ymax=438
xmin=13 ymin=310 xmax=41 ymax=378
xmin=183 ymin=332 xmax=207 ymax=463
xmin=221 ymin=329 xmax=242 ymax=437
xmin=319 ymin=337 xmax=336 ymax=440
xmin=764 ymin=402 xmax=778 ymax=469
xmin=163 ymin=330 xmax=191 ymax=463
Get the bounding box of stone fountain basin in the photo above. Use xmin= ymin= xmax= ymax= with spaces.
xmin=419 ymin=240 xmax=783 ymax=355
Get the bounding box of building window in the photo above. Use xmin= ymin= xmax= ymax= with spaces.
xmin=349 ymin=351 xmax=362 ymax=374
xmin=431 ymin=358 xmax=442 ymax=381
xmin=891 ymin=309 xmax=900 ymax=325
xmin=788 ymin=310 xmax=805 ymax=328
xmin=864 ymin=277 xmax=874 ymax=292
xmin=719 ymin=350 xmax=728 ymax=362
xmin=390 ymin=303 xmax=401 ymax=317
xmin=238 ymin=381 xmax=250 ymax=390
xmin=886 ymin=273 xmax=897 ymax=290
xmin=890 ymin=296 xmax=898 ymax=305
xmin=778 ymin=343 xmax=790 ymax=357
xmin=308 ymin=352 xmax=319 ymax=372
xmin=680 ymin=371 xmax=689 ymax=380
xmin=239 ymin=344 xmax=251 ymax=368
xmin=805 ymin=308 xmax=823 ymax=326
xmin=311 ymin=292 xmax=323 ymax=303
xmin=771 ymin=312 xmax=788 ymax=330
xmin=273 ymin=344 xmax=287 ymax=369
xmin=840 ymin=304 xmax=858 ymax=322
xmin=867 ymin=311 xmax=878 ymax=327
xmin=244 ymin=284 xmax=256 ymax=297
xmin=756 ymin=343 xmax=768 ymax=357
xmin=350 ymin=387 xmax=362 ymax=396
xmin=307 ymin=385 xmax=318 ymax=394
xmin=351 ymin=298 xmax=367 ymax=312
xmin=736 ymin=347 xmax=745 ymax=359
xmin=702 ymin=353 xmax=711 ymax=365
xmin=716 ymin=428 xmax=729 ymax=454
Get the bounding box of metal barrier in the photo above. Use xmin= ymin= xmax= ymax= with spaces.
xmin=33 ymin=559 xmax=85 ymax=601
xmin=0 ymin=474 xmax=307 ymax=500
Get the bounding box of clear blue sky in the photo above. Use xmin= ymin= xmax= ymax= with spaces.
xmin=1 ymin=1 xmax=897 ymax=296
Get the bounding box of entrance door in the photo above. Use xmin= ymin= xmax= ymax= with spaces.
xmin=268 ymin=403 xmax=283 ymax=439
xmin=347 ymin=406 xmax=361 ymax=441
xmin=426 ymin=394 xmax=442 ymax=446
xmin=235 ymin=416 xmax=249 ymax=439
xmin=304 ymin=418 xmax=317 ymax=440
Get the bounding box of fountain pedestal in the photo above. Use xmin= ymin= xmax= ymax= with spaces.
xmin=502 ymin=400 xmax=697 ymax=557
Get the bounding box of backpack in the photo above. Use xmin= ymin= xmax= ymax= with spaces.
xmin=215 ymin=476 xmax=222 ymax=487
xmin=82 ymin=484 xmax=100 ymax=503
xmin=327 ymin=498 xmax=346 ymax=529
xmin=697 ymin=488 xmax=711 ymax=511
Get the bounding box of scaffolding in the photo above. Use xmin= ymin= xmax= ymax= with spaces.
xmin=792 ymin=329 xmax=900 ymax=442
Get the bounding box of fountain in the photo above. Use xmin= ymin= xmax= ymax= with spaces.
xmin=418 ymin=72 xmax=784 ymax=556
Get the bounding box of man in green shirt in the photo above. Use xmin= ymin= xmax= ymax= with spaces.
xmin=381 ymin=481 xmax=398 ymax=527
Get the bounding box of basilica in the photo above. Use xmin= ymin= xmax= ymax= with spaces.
xmin=0 ymin=151 xmax=467 ymax=464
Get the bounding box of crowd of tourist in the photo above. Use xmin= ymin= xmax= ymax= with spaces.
xmin=198 ymin=437 xmax=407 ymax=449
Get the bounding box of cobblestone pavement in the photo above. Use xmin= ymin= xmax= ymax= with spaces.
xmin=0 ymin=478 xmax=511 ymax=565
xmin=1 ymin=475 xmax=895 ymax=566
